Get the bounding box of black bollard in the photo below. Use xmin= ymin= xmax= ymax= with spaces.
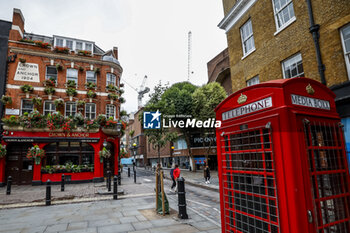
xmin=113 ymin=175 xmax=118 ymax=200
xmin=6 ymin=176 xmax=12 ymax=195
xmin=61 ymin=174 xmax=65 ymax=192
xmin=128 ymin=167 xmax=130 ymax=177
xmin=134 ymin=169 xmax=136 ymax=183
xmin=118 ymin=174 xmax=121 ymax=185
xmin=46 ymin=180 xmax=51 ymax=206
xmin=108 ymin=171 xmax=111 ymax=192
xmin=177 ymin=177 xmax=188 ymax=219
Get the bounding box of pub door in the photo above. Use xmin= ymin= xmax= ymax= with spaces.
xmin=300 ymin=116 xmax=350 ymax=233
xmin=103 ymin=142 xmax=115 ymax=177
xmin=5 ymin=143 xmax=33 ymax=185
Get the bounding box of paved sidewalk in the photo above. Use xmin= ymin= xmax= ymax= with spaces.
xmin=0 ymin=172 xmax=221 ymax=233
xmin=0 ymin=196 xmax=221 ymax=233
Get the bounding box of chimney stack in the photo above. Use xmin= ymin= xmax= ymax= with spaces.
xmin=9 ymin=8 xmax=25 ymax=41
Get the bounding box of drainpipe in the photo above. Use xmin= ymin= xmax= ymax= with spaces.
xmin=306 ymin=0 xmax=326 ymax=85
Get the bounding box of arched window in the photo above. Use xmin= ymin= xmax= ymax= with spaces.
xmin=43 ymin=142 xmax=94 ymax=166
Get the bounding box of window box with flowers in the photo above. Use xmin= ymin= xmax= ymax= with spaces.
xmin=77 ymin=50 xmax=92 ymax=56
xmin=34 ymin=41 xmax=51 ymax=49
xmin=2 ymin=115 xmax=20 ymax=130
xmin=19 ymin=38 xmax=35 ymax=44
xmin=0 ymin=144 xmax=6 ymax=159
xmin=99 ymin=147 xmax=111 ymax=163
xmin=20 ymin=110 xmax=46 ymax=130
xmin=85 ymin=82 xmax=96 ymax=90
xmin=20 ymin=84 xmax=34 ymax=98
xmin=54 ymin=46 xmax=70 ymax=54
xmin=66 ymin=80 xmax=77 ymax=88
xmin=27 ymin=145 xmax=45 ymax=165
xmin=106 ymin=84 xmax=117 ymax=92
xmin=1 ymin=95 xmax=12 ymax=105
xmin=102 ymin=118 xmax=125 ymax=136
xmin=44 ymin=77 xmax=56 ymax=87
xmin=47 ymin=112 xmax=65 ymax=130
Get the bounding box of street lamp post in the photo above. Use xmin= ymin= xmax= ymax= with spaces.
xmin=132 ymin=143 xmax=137 ymax=171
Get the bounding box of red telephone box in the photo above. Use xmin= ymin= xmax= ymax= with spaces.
xmin=215 ymin=78 xmax=350 ymax=233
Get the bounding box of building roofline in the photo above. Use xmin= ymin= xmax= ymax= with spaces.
xmin=53 ymin=34 xmax=95 ymax=44
xmin=218 ymin=0 xmax=257 ymax=32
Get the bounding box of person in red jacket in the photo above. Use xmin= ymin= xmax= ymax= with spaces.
xmin=172 ymin=164 xmax=181 ymax=191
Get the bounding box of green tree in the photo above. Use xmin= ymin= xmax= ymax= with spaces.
xmin=192 ymin=82 xmax=227 ymax=164
xmin=141 ymin=82 xmax=177 ymax=165
xmin=161 ymin=82 xmax=198 ymax=170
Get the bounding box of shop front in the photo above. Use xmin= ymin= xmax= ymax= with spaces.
xmin=0 ymin=129 xmax=120 ymax=185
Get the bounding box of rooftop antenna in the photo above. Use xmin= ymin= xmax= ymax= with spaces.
xmin=187 ymin=31 xmax=192 ymax=82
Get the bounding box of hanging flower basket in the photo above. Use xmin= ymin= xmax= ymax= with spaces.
xmin=0 ymin=144 xmax=6 ymax=159
xmin=32 ymin=97 xmax=43 ymax=107
xmin=87 ymin=90 xmax=96 ymax=98
xmin=26 ymin=145 xmax=45 ymax=165
xmin=99 ymin=147 xmax=111 ymax=163
xmin=54 ymin=98 xmax=64 ymax=108
xmin=1 ymin=95 xmax=12 ymax=105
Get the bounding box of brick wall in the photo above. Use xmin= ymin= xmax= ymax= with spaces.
xmin=222 ymin=0 xmax=350 ymax=91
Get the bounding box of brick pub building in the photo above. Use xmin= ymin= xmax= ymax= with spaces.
xmin=0 ymin=9 xmax=124 ymax=185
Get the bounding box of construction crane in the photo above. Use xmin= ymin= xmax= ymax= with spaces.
xmin=121 ymin=75 xmax=150 ymax=109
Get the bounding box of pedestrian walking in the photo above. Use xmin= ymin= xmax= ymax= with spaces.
xmin=170 ymin=165 xmax=175 ymax=190
xmin=171 ymin=164 xmax=181 ymax=192
xmin=204 ymin=164 xmax=210 ymax=184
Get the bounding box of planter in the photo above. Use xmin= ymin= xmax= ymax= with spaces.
xmin=26 ymin=93 xmax=30 ymax=98
xmin=89 ymin=98 xmax=92 ymax=103
xmin=111 ymin=100 xmax=114 ymax=104
xmin=48 ymin=94 xmax=52 ymax=100
xmin=102 ymin=127 xmax=121 ymax=136
xmin=69 ymin=96 xmax=73 ymax=101
xmin=23 ymin=127 xmax=46 ymax=132
xmin=3 ymin=125 xmax=24 ymax=131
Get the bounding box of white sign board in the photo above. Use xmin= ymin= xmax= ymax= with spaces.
xmin=14 ymin=63 xmax=40 ymax=82
xmin=5 ymin=108 xmax=20 ymax=115
xmin=222 ymin=97 xmax=273 ymax=121
xmin=291 ymin=94 xmax=330 ymax=110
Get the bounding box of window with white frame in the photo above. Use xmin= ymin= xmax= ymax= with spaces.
xmin=65 ymin=102 xmax=77 ymax=117
xmin=66 ymin=69 xmax=78 ymax=85
xmin=86 ymin=71 xmax=96 ymax=84
xmin=340 ymin=24 xmax=350 ymax=79
xmin=174 ymin=137 xmax=187 ymax=150
xmin=106 ymin=104 xmax=115 ymax=119
xmin=282 ymin=53 xmax=304 ymax=79
xmin=85 ymin=103 xmax=96 ymax=119
xmin=21 ymin=99 xmax=34 ymax=115
xmin=106 ymin=73 xmax=116 ymax=86
xmin=66 ymin=40 xmax=73 ymax=50
xmin=76 ymin=42 xmax=83 ymax=51
xmin=85 ymin=43 xmax=92 ymax=52
xmin=46 ymin=66 xmax=57 ymax=81
xmin=247 ymin=76 xmax=260 ymax=86
xmin=56 ymin=38 xmax=63 ymax=47
xmin=240 ymin=19 xmax=255 ymax=56
xmin=272 ymin=0 xmax=295 ymax=30
xmin=44 ymin=101 xmax=56 ymax=116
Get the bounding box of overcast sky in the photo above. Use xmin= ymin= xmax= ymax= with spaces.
xmin=0 ymin=0 xmax=227 ymax=113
